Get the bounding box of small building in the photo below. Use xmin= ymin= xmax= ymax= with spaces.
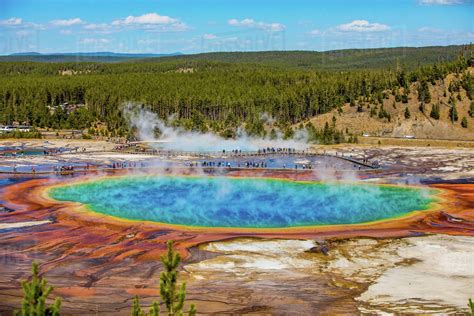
xmin=47 ymin=102 xmax=86 ymax=115
xmin=0 ymin=124 xmax=32 ymax=133
xmin=0 ymin=125 xmax=14 ymax=133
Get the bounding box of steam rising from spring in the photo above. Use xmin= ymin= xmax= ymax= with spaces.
xmin=123 ymin=103 xmax=309 ymax=152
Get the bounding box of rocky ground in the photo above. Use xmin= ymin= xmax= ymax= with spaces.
xmin=185 ymin=234 xmax=474 ymax=314
xmin=320 ymin=144 xmax=474 ymax=181
xmin=0 ymin=140 xmax=473 ymax=315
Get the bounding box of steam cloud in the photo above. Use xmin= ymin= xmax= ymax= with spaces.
xmin=123 ymin=103 xmax=309 ymax=152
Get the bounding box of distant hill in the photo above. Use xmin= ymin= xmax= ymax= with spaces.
xmin=1 ymin=52 xmax=182 ymax=63
xmin=10 ymin=52 xmax=42 ymax=56
xmin=138 ymin=45 xmax=471 ymax=70
xmin=1 ymin=45 xmax=471 ymax=70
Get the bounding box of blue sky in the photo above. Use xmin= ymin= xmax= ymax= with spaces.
xmin=0 ymin=0 xmax=473 ymax=54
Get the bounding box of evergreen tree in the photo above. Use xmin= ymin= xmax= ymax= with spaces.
xmin=269 ymin=128 xmax=277 ymax=140
xmin=461 ymin=116 xmax=468 ymax=128
xmin=131 ymin=296 xmax=146 ymax=316
xmin=14 ymin=262 xmax=61 ymax=316
xmin=419 ymin=102 xmax=425 ymax=114
xmin=404 ymin=107 xmax=411 ymax=119
xmin=131 ymin=240 xmax=195 ymax=316
xmin=150 ymin=302 xmax=161 ymax=316
xmin=370 ymin=106 xmax=377 ymax=117
xmin=449 ymin=104 xmax=459 ymax=122
xmin=397 ymin=70 xmax=408 ymax=89
xmin=417 ymin=80 xmax=431 ymax=103
xmin=131 ymin=296 xmax=160 ymax=316
xmin=377 ymin=105 xmax=391 ymax=121
xmin=323 ymin=122 xmax=331 ymax=144
xmin=470 ymin=101 xmax=474 ymax=118
xmin=245 ymin=117 xmax=265 ymax=137
xmin=160 ymin=240 xmax=195 ymax=316
xmin=188 ymin=305 xmax=196 ymax=316
xmin=401 ymin=93 xmax=409 ymax=104
xmin=190 ymin=112 xmax=208 ymax=133
xmin=378 ymin=107 xmax=385 ymax=118
xmin=462 ymin=73 xmax=473 ymax=100
xmin=395 ymin=92 xmax=402 ymax=102
xmin=283 ymin=127 xmax=294 ymax=140
xmin=430 ymin=103 xmax=440 ymax=120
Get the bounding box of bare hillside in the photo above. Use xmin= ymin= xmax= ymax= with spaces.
xmin=307 ymin=68 xmax=474 ymax=141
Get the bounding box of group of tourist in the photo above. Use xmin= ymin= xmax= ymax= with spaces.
xmin=257 ymin=147 xmax=299 ymax=154
xmin=225 ymin=149 xmax=242 ymax=154
xmin=53 ymin=165 xmax=75 ymax=173
xmin=11 ymin=165 xmax=36 ymax=173
xmin=221 ymin=147 xmax=301 ymax=155
xmin=111 ymin=161 xmax=142 ymax=169
xmin=199 ymin=160 xmax=269 ymax=169
xmin=43 ymin=148 xmax=66 ymax=155
xmin=193 ymin=160 xmax=315 ymax=170
xmin=4 ymin=147 xmax=86 ymax=157
xmin=294 ymin=164 xmax=313 ymax=170
xmin=113 ymin=144 xmax=134 ymax=151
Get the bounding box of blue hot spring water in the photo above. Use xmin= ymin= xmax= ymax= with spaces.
xmin=49 ymin=176 xmax=437 ymax=228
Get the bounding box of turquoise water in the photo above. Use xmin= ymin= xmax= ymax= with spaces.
xmin=49 ymin=176 xmax=436 ymax=228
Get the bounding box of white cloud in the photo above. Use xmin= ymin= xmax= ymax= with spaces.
xmin=51 ymin=18 xmax=83 ymax=26
xmin=84 ymin=23 xmax=108 ymax=30
xmin=418 ymin=0 xmax=465 ymax=5
xmin=228 ymin=18 xmax=285 ymax=32
xmin=112 ymin=13 xmax=177 ymax=25
xmin=137 ymin=39 xmax=160 ymax=45
xmin=0 ymin=17 xmax=45 ymax=32
xmin=203 ymin=33 xmax=217 ymax=40
xmin=0 ymin=17 xmax=22 ymax=26
xmin=111 ymin=13 xmax=188 ymax=32
xmin=79 ymin=38 xmax=110 ymax=44
xmin=82 ymin=23 xmax=114 ymax=34
xmin=336 ymin=20 xmax=390 ymax=32
xmin=228 ymin=18 xmax=250 ymax=26
xmin=60 ymin=29 xmax=72 ymax=35
xmin=308 ymin=29 xmax=322 ymax=36
xmin=417 ymin=26 xmax=441 ymax=33
xmin=15 ymin=30 xmax=31 ymax=36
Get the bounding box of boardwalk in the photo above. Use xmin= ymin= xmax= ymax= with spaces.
xmin=111 ymin=148 xmax=379 ymax=169
xmin=0 ymin=147 xmax=380 ymax=175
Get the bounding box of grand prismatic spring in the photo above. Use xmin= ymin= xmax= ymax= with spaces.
xmin=49 ymin=176 xmax=437 ymax=228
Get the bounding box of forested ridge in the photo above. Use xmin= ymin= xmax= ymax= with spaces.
xmin=0 ymin=45 xmax=472 ymax=142
xmin=0 ymin=45 xmax=467 ymax=69
xmin=140 ymin=45 xmax=470 ymax=70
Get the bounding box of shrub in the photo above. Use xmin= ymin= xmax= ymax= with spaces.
xmin=14 ymin=262 xmax=61 ymax=316
xmin=132 ymin=240 xmax=196 ymax=316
